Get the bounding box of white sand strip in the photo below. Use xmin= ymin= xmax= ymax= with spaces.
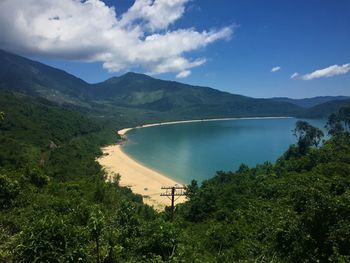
xmin=97 ymin=144 xmax=186 ymax=211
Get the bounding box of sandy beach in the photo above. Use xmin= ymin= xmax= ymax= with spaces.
xmin=97 ymin=117 xmax=291 ymax=210
xmin=97 ymin=126 xmax=187 ymax=210
xmin=138 ymin=116 xmax=291 ymax=130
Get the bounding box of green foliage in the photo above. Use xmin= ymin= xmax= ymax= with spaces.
xmin=1 ymin=84 xmax=350 ymax=262
xmin=88 ymin=207 xmax=105 ymax=263
xmin=339 ymin=106 xmax=350 ymax=129
xmin=326 ymin=105 xmax=350 ymax=136
xmin=184 ymin=179 xmax=198 ymax=200
xmin=13 ymin=213 xmax=88 ymax=262
xmin=0 ymin=91 xmax=157 ymax=262
xmin=137 ymin=218 xmax=179 ymax=260
xmin=25 ymin=167 xmax=49 ymax=187
xmin=0 ymin=173 xmax=19 ymax=209
xmin=293 ymin=120 xmax=324 ymax=155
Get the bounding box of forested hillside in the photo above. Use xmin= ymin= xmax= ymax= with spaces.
xmin=272 ymin=96 xmax=350 ymax=108
xmin=298 ymin=99 xmax=350 ymax=118
xmin=0 ymin=50 xmax=90 ymax=106
xmin=0 ymin=91 xmax=156 ymax=262
xmin=2 ymin=50 xmax=350 ymax=122
xmin=0 ymin=50 xmax=304 ymax=121
xmin=1 ymin=88 xmax=349 ymax=261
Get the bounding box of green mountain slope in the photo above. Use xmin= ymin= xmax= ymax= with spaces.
xmin=298 ymin=99 xmax=350 ymax=118
xmin=0 ymin=90 xmax=152 ymax=262
xmin=0 ymin=50 xmax=90 ymax=106
xmin=272 ymin=96 xmax=350 ymax=108
xmin=1 ymin=49 xmax=348 ymax=121
xmin=0 ymin=90 xmax=100 ymax=169
xmin=0 ymin=50 xmax=302 ymax=119
xmin=91 ymin=72 xmax=302 ymax=118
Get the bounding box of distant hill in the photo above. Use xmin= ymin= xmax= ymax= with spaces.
xmin=0 ymin=50 xmax=90 ymax=106
xmin=89 ymin=72 xmax=302 ymax=118
xmin=272 ymin=96 xmax=350 ymax=108
xmin=298 ymin=99 xmax=350 ymax=118
xmin=1 ymin=49 xmax=347 ymax=121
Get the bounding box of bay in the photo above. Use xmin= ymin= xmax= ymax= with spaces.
xmin=122 ymin=118 xmax=325 ymax=184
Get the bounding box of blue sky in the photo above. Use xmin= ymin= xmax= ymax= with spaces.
xmin=1 ymin=0 xmax=349 ymax=98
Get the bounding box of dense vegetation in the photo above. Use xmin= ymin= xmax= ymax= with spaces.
xmin=1 ymin=87 xmax=349 ymax=262
xmin=0 ymin=91 xmax=154 ymax=262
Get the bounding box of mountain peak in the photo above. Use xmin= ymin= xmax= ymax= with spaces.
xmin=121 ymin=71 xmax=154 ymax=80
xmin=104 ymin=72 xmax=154 ymax=84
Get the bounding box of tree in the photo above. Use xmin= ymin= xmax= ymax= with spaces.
xmin=326 ymin=113 xmax=345 ymax=136
xmin=339 ymin=106 xmax=350 ymax=132
xmin=293 ymin=121 xmax=324 ymax=155
xmin=25 ymin=166 xmax=49 ymax=187
xmin=326 ymin=106 xmax=350 ymax=135
xmin=138 ymin=218 xmax=179 ymax=260
xmin=14 ymin=214 xmax=87 ymax=262
xmin=185 ymin=180 xmax=199 ymax=200
xmin=0 ymin=173 xmax=19 ymax=209
xmin=88 ymin=207 xmax=105 ymax=263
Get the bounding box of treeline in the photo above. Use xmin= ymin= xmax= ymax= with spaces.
xmin=1 ymin=90 xmax=349 ymax=262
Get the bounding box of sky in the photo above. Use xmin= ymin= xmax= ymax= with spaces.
xmin=0 ymin=0 xmax=349 ymax=98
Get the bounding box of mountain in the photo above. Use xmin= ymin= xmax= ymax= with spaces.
xmin=298 ymin=99 xmax=350 ymax=118
xmin=3 ymin=49 xmax=347 ymax=121
xmin=272 ymin=96 xmax=350 ymax=108
xmin=90 ymin=72 xmax=302 ymax=118
xmin=0 ymin=49 xmax=90 ymax=106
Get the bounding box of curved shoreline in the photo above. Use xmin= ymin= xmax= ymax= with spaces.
xmin=97 ymin=116 xmax=292 ymax=210
xmin=124 ymin=116 xmax=292 ymax=134
xmin=98 ymin=144 xmax=185 ymax=210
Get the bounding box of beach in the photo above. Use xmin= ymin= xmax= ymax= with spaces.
xmin=97 ymin=126 xmax=187 ymax=210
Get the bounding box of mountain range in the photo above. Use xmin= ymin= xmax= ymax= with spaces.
xmin=0 ymin=49 xmax=349 ymax=122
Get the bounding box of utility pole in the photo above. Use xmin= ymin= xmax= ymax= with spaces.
xmin=160 ymin=185 xmax=186 ymax=219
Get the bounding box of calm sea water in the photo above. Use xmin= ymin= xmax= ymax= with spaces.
xmin=122 ymin=118 xmax=325 ymax=184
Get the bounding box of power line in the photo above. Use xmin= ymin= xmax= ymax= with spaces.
xmin=160 ymin=185 xmax=186 ymax=219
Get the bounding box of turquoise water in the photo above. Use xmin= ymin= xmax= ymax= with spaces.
xmin=122 ymin=118 xmax=326 ymax=184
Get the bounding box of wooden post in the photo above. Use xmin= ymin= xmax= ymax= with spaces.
xmin=171 ymin=186 xmax=175 ymax=219
xmin=161 ymin=185 xmax=186 ymax=220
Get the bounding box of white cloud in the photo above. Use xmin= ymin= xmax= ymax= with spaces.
xmin=120 ymin=0 xmax=188 ymax=32
xmin=271 ymin=66 xmax=281 ymax=72
xmin=0 ymin=0 xmax=234 ymax=76
xmin=301 ymin=63 xmax=350 ymax=80
xmin=176 ymin=70 xmax=191 ymax=78
xmin=290 ymin=72 xmax=299 ymax=79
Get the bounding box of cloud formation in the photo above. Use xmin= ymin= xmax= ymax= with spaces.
xmin=271 ymin=66 xmax=281 ymax=72
xmin=176 ymin=70 xmax=191 ymax=78
xmin=301 ymin=63 xmax=350 ymax=80
xmin=0 ymin=0 xmax=233 ymax=77
xmin=290 ymin=72 xmax=299 ymax=79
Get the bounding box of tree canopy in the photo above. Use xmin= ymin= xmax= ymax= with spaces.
xmin=0 ymin=91 xmax=349 ymax=262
